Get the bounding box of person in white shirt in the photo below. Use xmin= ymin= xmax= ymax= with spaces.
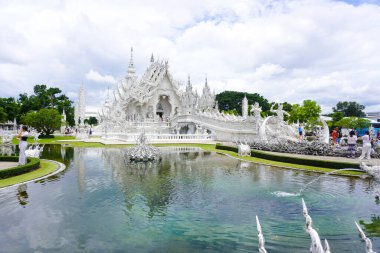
xmin=359 ymin=131 xmax=371 ymax=160
xmin=347 ymin=130 xmax=357 ymax=158
xmin=17 ymin=126 xmax=29 ymax=165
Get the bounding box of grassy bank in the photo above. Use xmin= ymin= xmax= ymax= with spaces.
xmin=0 ymin=160 xmax=58 ymax=188
xmin=11 ymin=135 xmax=76 ymax=145
xmin=154 ymin=143 xmax=364 ymax=176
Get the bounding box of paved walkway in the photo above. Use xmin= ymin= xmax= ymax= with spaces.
xmin=0 ymin=162 xmax=18 ymax=171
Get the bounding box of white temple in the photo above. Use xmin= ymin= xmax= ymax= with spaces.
xmin=77 ymin=48 xmax=304 ymax=143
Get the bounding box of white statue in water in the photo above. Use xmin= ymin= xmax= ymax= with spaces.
xmin=237 ymin=142 xmax=251 ymax=157
xmin=361 ymin=162 xmax=380 ymax=198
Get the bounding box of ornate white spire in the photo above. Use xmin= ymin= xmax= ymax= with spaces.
xmin=242 ymin=95 xmax=248 ymax=118
xmin=150 ymin=53 xmax=154 ymax=63
xmin=62 ymin=108 xmax=66 ymax=119
xmin=185 ymin=75 xmax=194 ymax=95
xmin=75 ymin=83 xmax=86 ymax=127
xmin=80 ymin=84 xmax=86 ymax=126
xmin=127 ymin=47 xmax=136 ymax=77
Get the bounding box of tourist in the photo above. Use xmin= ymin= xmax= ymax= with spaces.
xmin=337 ymin=128 xmax=342 ymax=145
xmin=16 ymin=126 xmax=29 ymax=165
xmin=331 ymin=127 xmax=338 ymax=145
xmin=359 ymin=131 xmax=371 ymax=160
xmin=298 ymin=125 xmax=303 ymax=141
xmin=347 ymin=130 xmax=357 ymax=158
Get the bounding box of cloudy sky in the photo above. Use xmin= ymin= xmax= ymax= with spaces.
xmin=1 ymin=0 xmax=380 ymax=113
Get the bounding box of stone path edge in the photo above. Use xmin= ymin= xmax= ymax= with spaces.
xmin=0 ymin=159 xmax=66 ymax=190
xmin=219 ymin=152 xmax=362 ymax=177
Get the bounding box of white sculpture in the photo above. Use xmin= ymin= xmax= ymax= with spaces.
xmin=270 ymin=103 xmax=289 ymax=125
xmin=0 ymin=130 xmax=16 ymax=156
xmin=25 ymin=144 xmax=44 ymax=158
xmin=302 ymin=198 xmax=328 ymax=253
xmin=256 ymin=216 xmax=268 ymax=253
xmin=360 ymin=162 xmax=380 ymax=197
xmin=237 ymin=142 xmax=251 ymax=157
xmin=355 ymin=221 xmax=377 ymax=253
xmin=250 ymin=102 xmax=262 ymax=131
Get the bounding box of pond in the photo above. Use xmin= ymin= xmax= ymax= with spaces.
xmin=0 ymin=145 xmax=379 ymax=252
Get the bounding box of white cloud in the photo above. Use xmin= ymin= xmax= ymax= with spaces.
xmin=0 ymin=0 xmax=379 ymax=113
xmin=253 ymin=64 xmax=286 ymax=80
xmin=85 ymin=69 xmax=116 ymax=84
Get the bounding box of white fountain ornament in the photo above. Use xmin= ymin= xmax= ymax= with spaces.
xmin=125 ymin=132 xmax=160 ymax=162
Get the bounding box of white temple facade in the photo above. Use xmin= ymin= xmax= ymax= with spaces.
xmin=95 ymin=48 xmax=299 ymax=143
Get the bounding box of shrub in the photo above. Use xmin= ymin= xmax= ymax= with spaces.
xmin=215 ymin=144 xmax=360 ymax=170
xmin=0 ymin=156 xmax=40 ymax=179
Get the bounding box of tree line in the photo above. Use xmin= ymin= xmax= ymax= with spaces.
xmin=1 ymin=86 xmax=370 ymax=135
xmin=216 ymin=91 xmax=370 ymax=130
xmin=0 ymin=84 xmax=75 ymax=135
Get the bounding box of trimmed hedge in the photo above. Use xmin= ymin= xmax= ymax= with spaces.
xmin=215 ymin=144 xmax=360 ymax=170
xmin=0 ymin=156 xmax=40 ymax=179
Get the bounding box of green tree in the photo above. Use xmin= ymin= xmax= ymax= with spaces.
xmin=333 ymin=101 xmax=366 ymax=117
xmin=336 ymin=117 xmax=371 ymax=130
xmin=0 ymin=97 xmax=20 ymax=122
xmin=302 ymin=100 xmax=321 ymax=123
xmin=17 ymin=84 xmax=75 ymax=126
xmin=288 ymin=104 xmax=303 ymax=123
xmin=21 ymin=108 xmax=62 ymax=135
xmin=331 ymin=111 xmax=344 ymax=122
xmin=84 ymin=116 xmax=98 ymax=126
xmin=216 ymin=91 xmax=271 ymax=116
xmin=0 ymin=107 xmax=7 ymax=123
xmin=288 ymin=100 xmax=321 ymax=125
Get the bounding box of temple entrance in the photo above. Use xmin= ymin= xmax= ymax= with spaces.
xmin=156 ymin=95 xmax=172 ymax=120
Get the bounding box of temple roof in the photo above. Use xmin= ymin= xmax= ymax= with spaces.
xmin=113 ymin=59 xmax=182 ymax=105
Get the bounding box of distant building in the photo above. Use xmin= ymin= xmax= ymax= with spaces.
xmin=366 ymin=111 xmax=380 ymax=123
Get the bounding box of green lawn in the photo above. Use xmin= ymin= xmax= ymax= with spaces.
xmin=0 ymin=160 xmax=59 ymax=188
xmin=10 ymin=135 xmax=76 ymax=145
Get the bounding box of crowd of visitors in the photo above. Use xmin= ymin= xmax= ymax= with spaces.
xmin=331 ymin=127 xmax=380 ymax=160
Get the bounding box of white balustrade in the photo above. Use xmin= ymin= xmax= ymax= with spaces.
xmin=103 ymin=133 xmax=214 ymax=143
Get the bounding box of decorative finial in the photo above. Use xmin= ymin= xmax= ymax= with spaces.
xmin=127 ymin=47 xmax=136 ymax=77
xmin=188 ymin=75 xmax=191 ymax=85
xmin=150 ymin=53 xmax=154 ymax=63
xmin=130 ymin=47 xmax=134 ymax=67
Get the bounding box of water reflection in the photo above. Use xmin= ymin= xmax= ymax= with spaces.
xmin=360 ymin=215 xmax=380 ymax=237
xmin=0 ymin=146 xmax=378 ymax=252
xmin=40 ymin=144 xmax=74 ymax=166
xmin=16 ymin=184 xmax=28 ymax=206
xmin=101 ymin=147 xmax=216 ymax=218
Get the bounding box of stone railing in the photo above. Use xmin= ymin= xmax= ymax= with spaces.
xmin=103 ymin=133 xmax=214 ymax=143
xmin=131 ymin=121 xmax=171 ymax=128
xmin=172 ymin=114 xmax=258 ymax=134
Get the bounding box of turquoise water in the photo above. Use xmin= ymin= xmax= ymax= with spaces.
xmin=0 ymin=146 xmax=379 ymax=252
